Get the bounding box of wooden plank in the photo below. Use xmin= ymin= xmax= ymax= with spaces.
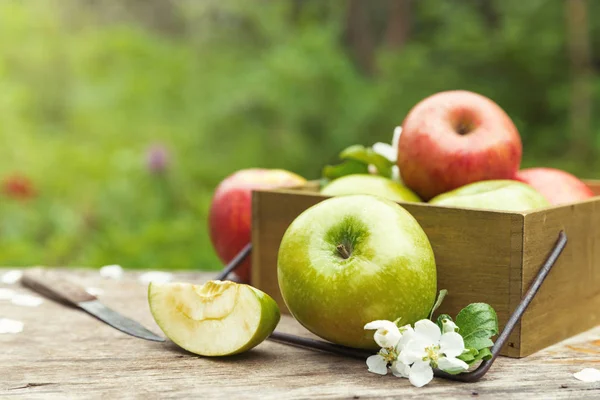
xmin=398 ymin=204 xmax=519 ymax=358
xmin=251 ymin=189 xmax=520 ymax=356
xmin=508 ymin=214 xmax=525 ymax=357
xmin=521 ymin=197 xmax=600 ymax=356
xmin=1 ymin=269 xmax=599 ymax=399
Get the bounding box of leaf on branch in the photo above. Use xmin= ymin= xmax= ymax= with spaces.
xmin=454 ymin=303 xmax=499 ymax=351
xmin=429 ymin=289 xmax=448 ymax=320
xmin=339 ymin=145 xmax=393 ymax=178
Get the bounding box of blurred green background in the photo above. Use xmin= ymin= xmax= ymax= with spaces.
xmin=1 ymin=0 xmax=598 ymax=270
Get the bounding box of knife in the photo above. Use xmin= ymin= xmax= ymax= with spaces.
xmin=21 ymin=268 xmax=165 ymax=342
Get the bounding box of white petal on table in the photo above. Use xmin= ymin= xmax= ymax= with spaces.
xmin=1 ymin=270 xmax=23 ymax=285
xmin=0 ymin=318 xmax=24 ymax=334
xmin=573 ymin=368 xmax=600 ymax=382
xmin=99 ymin=265 xmax=123 ymax=280
xmin=86 ymin=287 xmax=104 ymax=296
xmin=0 ymin=288 xmax=16 ymax=300
xmin=138 ymin=271 xmax=173 ymax=285
xmin=11 ymin=294 xmax=44 ymax=307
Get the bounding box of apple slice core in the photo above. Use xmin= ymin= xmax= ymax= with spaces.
xmin=149 ymin=280 xmax=280 ymax=356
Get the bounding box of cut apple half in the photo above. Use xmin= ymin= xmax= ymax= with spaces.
xmin=148 ymin=280 xmax=280 ymax=356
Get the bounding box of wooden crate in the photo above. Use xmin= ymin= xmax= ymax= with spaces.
xmin=250 ymin=180 xmax=600 ymax=358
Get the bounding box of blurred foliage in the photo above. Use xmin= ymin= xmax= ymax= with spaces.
xmin=0 ymin=0 xmax=599 ymax=269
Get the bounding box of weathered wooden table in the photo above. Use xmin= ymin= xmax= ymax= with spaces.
xmin=1 ymin=269 xmax=599 ymax=399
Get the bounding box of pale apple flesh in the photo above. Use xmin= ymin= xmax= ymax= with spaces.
xmin=429 ymin=180 xmax=550 ymax=211
xmin=277 ymin=195 xmax=437 ymax=350
xmin=148 ymin=280 xmax=280 ymax=356
xmin=320 ymin=174 xmax=422 ymax=203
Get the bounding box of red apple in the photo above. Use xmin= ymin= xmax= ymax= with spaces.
xmin=397 ymin=90 xmax=522 ymax=200
xmin=208 ymin=168 xmax=306 ymax=282
xmin=516 ymin=167 xmax=595 ymax=205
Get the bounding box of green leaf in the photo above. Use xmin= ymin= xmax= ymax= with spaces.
xmin=472 ymin=347 xmax=493 ymax=363
xmin=429 ymin=289 xmax=448 ymax=320
xmin=457 ymin=347 xmax=493 ymax=366
xmin=322 ymin=159 xmax=369 ymax=180
xmin=439 ymin=364 xmax=468 ymax=375
xmin=436 ymin=313 xmax=453 ymax=332
xmin=339 ymin=145 xmax=393 ymax=178
xmin=454 ymin=303 xmax=499 ymax=351
xmin=457 ymin=347 xmax=478 ymax=363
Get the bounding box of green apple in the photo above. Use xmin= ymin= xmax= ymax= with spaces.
xmin=148 ymin=280 xmax=280 ymax=356
xmin=277 ymin=194 xmax=437 ymax=349
xmin=429 ymin=180 xmax=551 ymax=211
xmin=320 ymin=174 xmax=422 ymax=203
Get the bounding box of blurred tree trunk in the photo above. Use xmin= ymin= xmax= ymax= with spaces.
xmin=290 ymin=0 xmax=304 ymax=23
xmin=565 ymin=0 xmax=594 ymax=161
xmin=384 ymin=0 xmax=411 ymax=49
xmin=344 ymin=0 xmax=413 ymax=75
xmin=124 ymin=0 xmax=182 ymax=35
xmin=344 ymin=0 xmax=376 ymax=76
xmin=477 ymin=0 xmax=498 ymax=30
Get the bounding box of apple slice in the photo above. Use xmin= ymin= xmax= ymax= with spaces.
xmin=148 ymin=280 xmax=280 ymax=356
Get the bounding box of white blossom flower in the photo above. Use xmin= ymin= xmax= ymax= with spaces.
xmin=441 ymin=318 xmax=459 ymax=334
xmin=372 ymin=126 xmax=402 ymax=181
xmin=364 ymin=320 xmax=414 ymax=376
xmin=366 ymin=351 xmax=391 ymax=375
xmin=364 ymin=320 xmax=402 ymax=348
xmin=373 ymin=126 xmax=402 ymax=163
xmin=390 ymin=360 xmax=410 ymax=378
xmin=398 ymin=319 xmax=469 ymax=387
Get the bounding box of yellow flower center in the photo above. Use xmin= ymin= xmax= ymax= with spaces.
xmin=379 ymin=348 xmax=398 ymax=364
xmin=423 ymin=345 xmax=440 ymax=365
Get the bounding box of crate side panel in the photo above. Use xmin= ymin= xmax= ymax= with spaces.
xmin=252 ymin=188 xmax=520 ymax=356
xmin=400 ymin=204 xmax=520 ymax=357
xmin=507 ymin=214 xmax=525 ymax=357
xmin=521 ymin=199 xmax=600 ymax=356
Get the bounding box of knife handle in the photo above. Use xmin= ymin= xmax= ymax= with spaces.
xmin=21 ymin=268 xmax=96 ymax=306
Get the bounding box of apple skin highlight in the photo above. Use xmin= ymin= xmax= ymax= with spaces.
xmin=398 ymin=90 xmax=522 ymax=201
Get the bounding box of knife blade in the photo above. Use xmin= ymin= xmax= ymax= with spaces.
xmin=21 ymin=267 xmax=164 ymax=342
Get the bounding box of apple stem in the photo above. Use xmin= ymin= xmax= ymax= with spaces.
xmin=336 ymin=244 xmax=351 ymax=259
